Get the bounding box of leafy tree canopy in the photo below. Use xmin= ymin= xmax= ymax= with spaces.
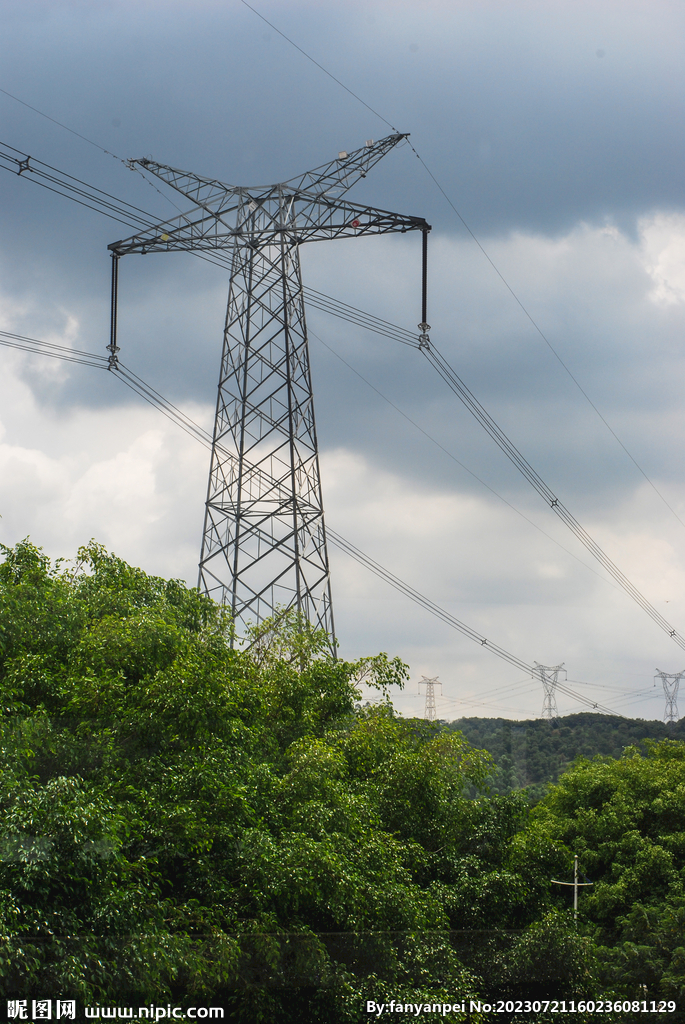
xmin=0 ymin=541 xmax=521 ymax=1020
xmin=2 ymin=540 xmax=683 ymax=1022
xmin=517 ymin=741 xmax=685 ymax=1009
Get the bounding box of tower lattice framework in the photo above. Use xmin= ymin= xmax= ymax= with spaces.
xmin=536 ymin=662 xmax=566 ymax=720
xmin=108 ymin=135 xmax=429 ymax=645
xmin=419 ymin=675 xmax=441 ymax=721
xmin=655 ymin=668 xmax=684 ymax=724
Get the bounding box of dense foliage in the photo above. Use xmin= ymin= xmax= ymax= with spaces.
xmin=1 ymin=540 xmax=684 ymax=1022
xmin=521 ymin=739 xmax=685 ymax=1009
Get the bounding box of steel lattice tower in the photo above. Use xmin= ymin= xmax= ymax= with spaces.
xmin=108 ymin=135 xmax=429 ymax=645
xmin=419 ymin=675 xmax=441 ymax=721
xmin=655 ymin=668 xmax=684 ymax=724
xmin=536 ymin=662 xmax=566 ymax=720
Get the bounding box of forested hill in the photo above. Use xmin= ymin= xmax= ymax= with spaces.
xmin=448 ymin=713 xmax=685 ymax=793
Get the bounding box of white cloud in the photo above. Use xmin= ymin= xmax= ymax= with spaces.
xmin=2 ymin=214 xmax=685 ymax=725
xmin=639 ymin=212 xmax=685 ymax=306
xmin=0 ymin=351 xmax=210 ymax=582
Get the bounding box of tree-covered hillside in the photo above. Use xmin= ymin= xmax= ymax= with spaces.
xmin=449 ymin=714 xmax=685 ymax=795
xmin=1 ymin=540 xmax=684 ymax=1022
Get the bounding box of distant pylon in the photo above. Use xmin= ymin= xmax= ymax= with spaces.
xmin=419 ymin=675 xmax=441 ymax=721
xmin=655 ymin=668 xmax=684 ymax=724
xmin=535 ymin=662 xmax=566 ymax=720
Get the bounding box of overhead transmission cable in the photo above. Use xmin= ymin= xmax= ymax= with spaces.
xmin=0 ymin=328 xmax=109 ymax=369
xmin=2 ymin=139 xmax=684 ymax=655
xmin=0 ymin=86 xmax=125 ymax=162
xmin=0 ymin=141 xmax=163 ymax=230
xmin=417 ymin=338 xmax=685 ymax=651
xmin=0 ymin=324 xmax=621 ymax=717
xmin=437 ymin=696 xmax=539 ymax=716
xmin=235 ymin=0 xmax=685 ymax=535
xmin=308 ymin=327 xmax=621 ymax=593
xmin=327 ymin=528 xmax=618 ymax=716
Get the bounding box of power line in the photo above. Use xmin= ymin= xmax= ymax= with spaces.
xmin=3 ymin=138 xmax=683 ymax=655
xmin=327 ymin=529 xmax=618 ymax=715
xmin=420 ymin=339 xmax=685 ymax=652
xmin=234 ymin=0 xmax=685 ymax=535
xmin=0 ymin=86 xmax=123 ymax=161
xmin=0 ymin=328 xmax=213 ymax=448
xmin=306 ymin=288 xmax=418 ymax=346
xmin=0 ymin=141 xmax=163 ymax=230
xmin=236 ymin=0 xmax=399 ymax=133
xmin=0 ymin=329 xmax=109 ymax=369
xmin=308 ymin=327 xmax=622 ymax=594
xmin=0 ymin=325 xmax=623 ymax=715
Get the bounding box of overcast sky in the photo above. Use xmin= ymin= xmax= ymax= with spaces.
xmin=1 ymin=0 xmax=685 ymax=722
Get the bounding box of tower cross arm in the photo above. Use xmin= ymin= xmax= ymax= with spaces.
xmin=109 ymin=134 xmax=422 ymax=256
xmin=280 ymin=132 xmax=409 ymax=198
xmin=129 ymin=133 xmax=409 ymax=208
xmin=130 ymin=158 xmax=241 ymax=214
xmin=275 ymin=195 xmax=430 ymax=244
xmin=108 ymin=206 xmax=241 ymax=256
xmin=108 ymin=197 xmax=430 ymax=256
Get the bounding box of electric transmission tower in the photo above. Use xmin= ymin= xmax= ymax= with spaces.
xmin=655 ymin=668 xmax=684 ymax=724
xmin=107 ymin=135 xmax=429 ymax=647
xmin=536 ymin=662 xmax=566 ymax=720
xmin=419 ymin=675 xmax=441 ymax=721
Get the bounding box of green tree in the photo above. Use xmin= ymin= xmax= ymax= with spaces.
xmin=0 ymin=540 xmax=495 ymax=1019
xmin=517 ymin=740 xmax=685 ymax=1018
xmin=10 ymin=539 xmax=658 ymax=1020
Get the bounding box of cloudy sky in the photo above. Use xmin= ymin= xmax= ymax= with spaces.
xmin=1 ymin=0 xmax=685 ymax=721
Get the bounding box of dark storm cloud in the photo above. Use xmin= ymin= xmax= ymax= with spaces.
xmin=2 ymin=1 xmax=684 ymax=232
xmin=1 ymin=0 xmax=684 ymax=525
